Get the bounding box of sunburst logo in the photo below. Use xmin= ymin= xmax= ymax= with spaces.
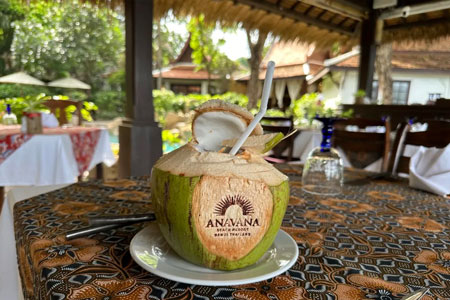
xmin=214 ymin=195 xmax=254 ymax=216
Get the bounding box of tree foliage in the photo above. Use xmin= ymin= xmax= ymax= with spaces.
xmin=11 ymin=1 xmax=124 ymax=91
xmin=153 ymin=15 xmax=187 ymax=69
xmin=187 ymin=15 xmax=237 ymax=93
xmin=0 ymin=0 xmax=24 ymax=75
xmin=246 ymin=29 xmax=268 ymax=109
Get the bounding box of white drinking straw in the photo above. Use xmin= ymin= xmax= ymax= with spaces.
xmin=229 ymin=61 xmax=275 ymax=155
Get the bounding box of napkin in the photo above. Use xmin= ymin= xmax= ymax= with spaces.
xmin=409 ymin=145 xmax=450 ymax=195
xmin=41 ymin=112 xmax=59 ymax=128
xmin=410 ymin=122 xmax=428 ymax=132
xmin=344 ymin=125 xmax=385 ymax=133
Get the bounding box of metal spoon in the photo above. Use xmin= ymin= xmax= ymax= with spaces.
xmin=65 ymin=213 xmax=156 ymax=240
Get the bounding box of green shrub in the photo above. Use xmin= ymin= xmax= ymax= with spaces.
xmin=152 ymin=90 xmax=249 ymax=126
xmin=291 ymin=93 xmax=353 ymax=126
xmin=162 ymin=129 xmax=181 ymax=153
xmin=91 ymin=90 xmax=125 ymax=120
xmin=0 ymin=93 xmax=97 ymax=123
xmin=0 ymin=83 xmax=49 ymax=99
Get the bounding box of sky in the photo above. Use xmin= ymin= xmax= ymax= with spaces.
xmin=212 ymin=29 xmax=251 ymax=60
xmin=168 ymin=20 xmax=251 ymax=60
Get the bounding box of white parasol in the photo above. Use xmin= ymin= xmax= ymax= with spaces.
xmin=0 ymin=72 xmax=46 ymax=86
xmin=47 ymin=77 xmax=91 ymax=90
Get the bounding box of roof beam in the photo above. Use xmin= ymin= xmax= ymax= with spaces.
xmin=384 ymin=16 xmax=450 ymax=30
xmin=380 ymin=0 xmax=450 ymax=19
xmin=298 ymin=0 xmax=367 ymax=20
xmin=234 ymin=0 xmax=355 ymax=35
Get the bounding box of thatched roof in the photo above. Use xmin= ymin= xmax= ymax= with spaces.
xmin=45 ymin=0 xmax=450 ymax=47
xmin=154 ymin=0 xmax=355 ymax=48
xmin=154 ymin=0 xmax=450 ymax=47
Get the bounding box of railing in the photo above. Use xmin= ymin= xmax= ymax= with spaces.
xmin=342 ymin=100 xmax=450 ymax=128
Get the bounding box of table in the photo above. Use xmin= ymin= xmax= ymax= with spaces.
xmin=0 ymin=125 xmax=116 ymax=186
xmin=13 ymin=165 xmax=450 ymax=299
xmin=0 ymin=125 xmax=117 ymax=299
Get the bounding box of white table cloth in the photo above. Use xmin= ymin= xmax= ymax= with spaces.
xmin=0 ymin=127 xmax=115 ymax=186
xmin=291 ymin=129 xmax=323 ymax=163
xmin=0 ymin=126 xmax=116 ymax=299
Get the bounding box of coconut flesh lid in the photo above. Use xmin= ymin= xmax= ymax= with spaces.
xmin=154 ymin=142 xmax=287 ymax=186
xmin=192 ymin=100 xmax=263 ymax=152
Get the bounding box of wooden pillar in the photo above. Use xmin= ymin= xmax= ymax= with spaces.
xmin=357 ymin=3 xmax=377 ymax=99
xmin=119 ymin=0 xmax=162 ymax=177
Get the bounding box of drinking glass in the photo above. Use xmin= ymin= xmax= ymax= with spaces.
xmin=302 ymin=117 xmax=343 ymax=195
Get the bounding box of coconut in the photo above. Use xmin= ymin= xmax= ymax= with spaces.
xmin=151 ymin=100 xmax=289 ymax=270
xmin=192 ymin=100 xmax=263 ymax=151
xmin=221 ymin=132 xmax=285 ymax=154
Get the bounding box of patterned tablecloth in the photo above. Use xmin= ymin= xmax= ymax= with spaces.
xmin=0 ymin=126 xmax=101 ymax=172
xmin=13 ymin=165 xmax=450 ymax=300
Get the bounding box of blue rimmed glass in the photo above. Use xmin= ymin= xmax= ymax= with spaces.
xmin=301 ymin=117 xmax=343 ymax=195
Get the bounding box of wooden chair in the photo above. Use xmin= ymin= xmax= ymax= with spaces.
xmin=332 ymin=117 xmax=391 ymax=172
xmin=43 ymin=99 xmax=83 ymax=126
xmin=261 ymin=116 xmax=298 ymax=163
xmin=388 ymin=120 xmax=450 ymax=175
xmin=421 ymin=119 xmax=450 ymax=131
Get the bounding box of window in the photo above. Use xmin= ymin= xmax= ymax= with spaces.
xmin=371 ymin=80 xmax=410 ymax=104
xmin=372 ymin=81 xmax=379 ymax=102
xmin=429 ymin=93 xmax=442 ymax=101
xmin=392 ymin=81 xmax=410 ymax=104
xmin=170 ymin=84 xmax=201 ymax=95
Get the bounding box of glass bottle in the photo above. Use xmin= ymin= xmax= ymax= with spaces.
xmin=2 ymin=104 xmax=18 ymax=125
xmin=301 ymin=117 xmax=343 ymax=195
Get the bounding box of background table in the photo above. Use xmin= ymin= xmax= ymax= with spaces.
xmin=0 ymin=125 xmax=116 ymax=186
xmin=13 ymin=165 xmax=450 ymax=300
xmin=0 ymin=125 xmax=116 ymax=299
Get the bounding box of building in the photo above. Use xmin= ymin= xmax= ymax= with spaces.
xmin=322 ymin=37 xmax=450 ymax=105
xmin=238 ymin=37 xmax=450 ymax=107
xmin=152 ymin=38 xmax=220 ymax=95
xmin=235 ymin=40 xmax=326 ymax=109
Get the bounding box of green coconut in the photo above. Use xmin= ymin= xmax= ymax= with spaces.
xmin=151 ymin=100 xmax=289 ymax=270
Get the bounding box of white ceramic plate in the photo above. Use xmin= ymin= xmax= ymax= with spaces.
xmin=130 ymin=223 xmax=299 ymax=286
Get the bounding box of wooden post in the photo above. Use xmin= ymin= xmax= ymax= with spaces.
xmin=357 ymin=3 xmax=377 ymax=100
xmin=119 ymin=0 xmax=162 ymax=177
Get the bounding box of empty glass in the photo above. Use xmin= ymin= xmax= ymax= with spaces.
xmin=302 ymin=117 xmax=343 ymax=195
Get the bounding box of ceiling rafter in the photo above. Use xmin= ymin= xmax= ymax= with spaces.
xmin=316 ymin=8 xmax=329 ymax=20
xmin=233 ymin=0 xmax=354 ymax=35
xmin=384 ymin=16 xmax=450 ymax=31
xmin=289 ymin=1 xmax=301 ymax=11
xmin=297 ymin=0 xmax=367 ymax=20
xmin=303 ymin=4 xmax=315 ymax=16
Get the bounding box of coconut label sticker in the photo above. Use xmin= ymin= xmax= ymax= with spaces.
xmin=207 ymin=195 xmax=259 ymax=232
xmin=192 ymin=176 xmax=273 ymax=260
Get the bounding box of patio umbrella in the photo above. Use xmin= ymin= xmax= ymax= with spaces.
xmin=0 ymin=72 xmax=46 ymax=86
xmin=47 ymin=77 xmax=91 ymax=90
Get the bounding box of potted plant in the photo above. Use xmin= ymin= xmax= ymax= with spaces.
xmin=21 ymin=94 xmax=48 ymax=134
xmin=354 ymin=89 xmax=366 ymax=105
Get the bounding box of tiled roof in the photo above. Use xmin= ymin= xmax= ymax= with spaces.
xmin=333 ymin=51 xmax=450 ymax=71
xmin=262 ymin=41 xmax=313 ymax=67
xmin=260 ymin=63 xmax=323 ymax=80
xmin=153 ymin=65 xmax=218 ymax=80
xmin=333 ymin=37 xmax=450 ymax=71
xmin=237 ymin=40 xmax=327 ymax=80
